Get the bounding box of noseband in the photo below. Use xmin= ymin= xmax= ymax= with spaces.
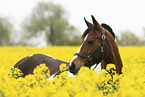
xmin=74 ymin=27 xmax=106 ymax=70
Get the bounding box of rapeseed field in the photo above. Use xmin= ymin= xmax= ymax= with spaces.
xmin=0 ymin=46 xmax=145 ymax=97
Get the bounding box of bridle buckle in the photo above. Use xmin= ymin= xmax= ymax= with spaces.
xmin=87 ymin=56 xmax=92 ymax=62
xmin=102 ymin=34 xmax=106 ymax=40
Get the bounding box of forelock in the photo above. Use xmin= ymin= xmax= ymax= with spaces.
xmin=82 ymin=25 xmax=94 ymax=39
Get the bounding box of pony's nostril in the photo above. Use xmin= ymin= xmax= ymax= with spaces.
xmin=69 ymin=63 xmax=75 ymax=70
xmin=72 ymin=63 xmax=75 ymax=68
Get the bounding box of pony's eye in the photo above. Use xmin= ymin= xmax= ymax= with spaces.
xmin=87 ymin=40 xmax=94 ymax=44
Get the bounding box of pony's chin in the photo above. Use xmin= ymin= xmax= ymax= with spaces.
xmin=69 ymin=68 xmax=81 ymax=75
xmin=69 ymin=69 xmax=79 ymax=75
xmin=70 ymin=71 xmax=78 ymax=75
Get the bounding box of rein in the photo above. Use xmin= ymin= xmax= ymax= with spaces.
xmin=74 ymin=27 xmax=106 ymax=70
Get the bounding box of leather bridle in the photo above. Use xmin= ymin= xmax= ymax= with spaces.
xmin=74 ymin=27 xmax=106 ymax=70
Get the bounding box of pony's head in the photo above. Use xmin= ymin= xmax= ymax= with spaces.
xmin=69 ymin=15 xmax=115 ymax=74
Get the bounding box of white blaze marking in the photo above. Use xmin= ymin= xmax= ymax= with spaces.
xmin=70 ymin=35 xmax=88 ymax=66
xmin=69 ymin=45 xmax=82 ymax=66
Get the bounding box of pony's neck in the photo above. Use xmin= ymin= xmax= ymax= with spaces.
xmin=101 ymin=30 xmax=123 ymax=74
xmin=107 ymin=41 xmax=123 ymax=74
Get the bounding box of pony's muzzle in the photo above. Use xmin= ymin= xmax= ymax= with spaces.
xmin=69 ymin=62 xmax=83 ymax=75
xmin=69 ymin=62 xmax=76 ymax=73
xmin=69 ymin=63 xmax=75 ymax=70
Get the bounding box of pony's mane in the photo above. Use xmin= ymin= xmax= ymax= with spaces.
xmin=101 ymin=23 xmax=115 ymax=39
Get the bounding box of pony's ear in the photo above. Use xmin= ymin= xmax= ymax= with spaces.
xmin=91 ymin=15 xmax=100 ymax=28
xmin=84 ymin=17 xmax=93 ymax=27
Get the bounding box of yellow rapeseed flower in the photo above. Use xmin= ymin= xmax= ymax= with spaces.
xmin=0 ymin=46 xmax=145 ymax=97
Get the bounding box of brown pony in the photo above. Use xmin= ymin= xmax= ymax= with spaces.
xmin=69 ymin=15 xmax=123 ymax=75
xmin=14 ymin=54 xmax=69 ymax=77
